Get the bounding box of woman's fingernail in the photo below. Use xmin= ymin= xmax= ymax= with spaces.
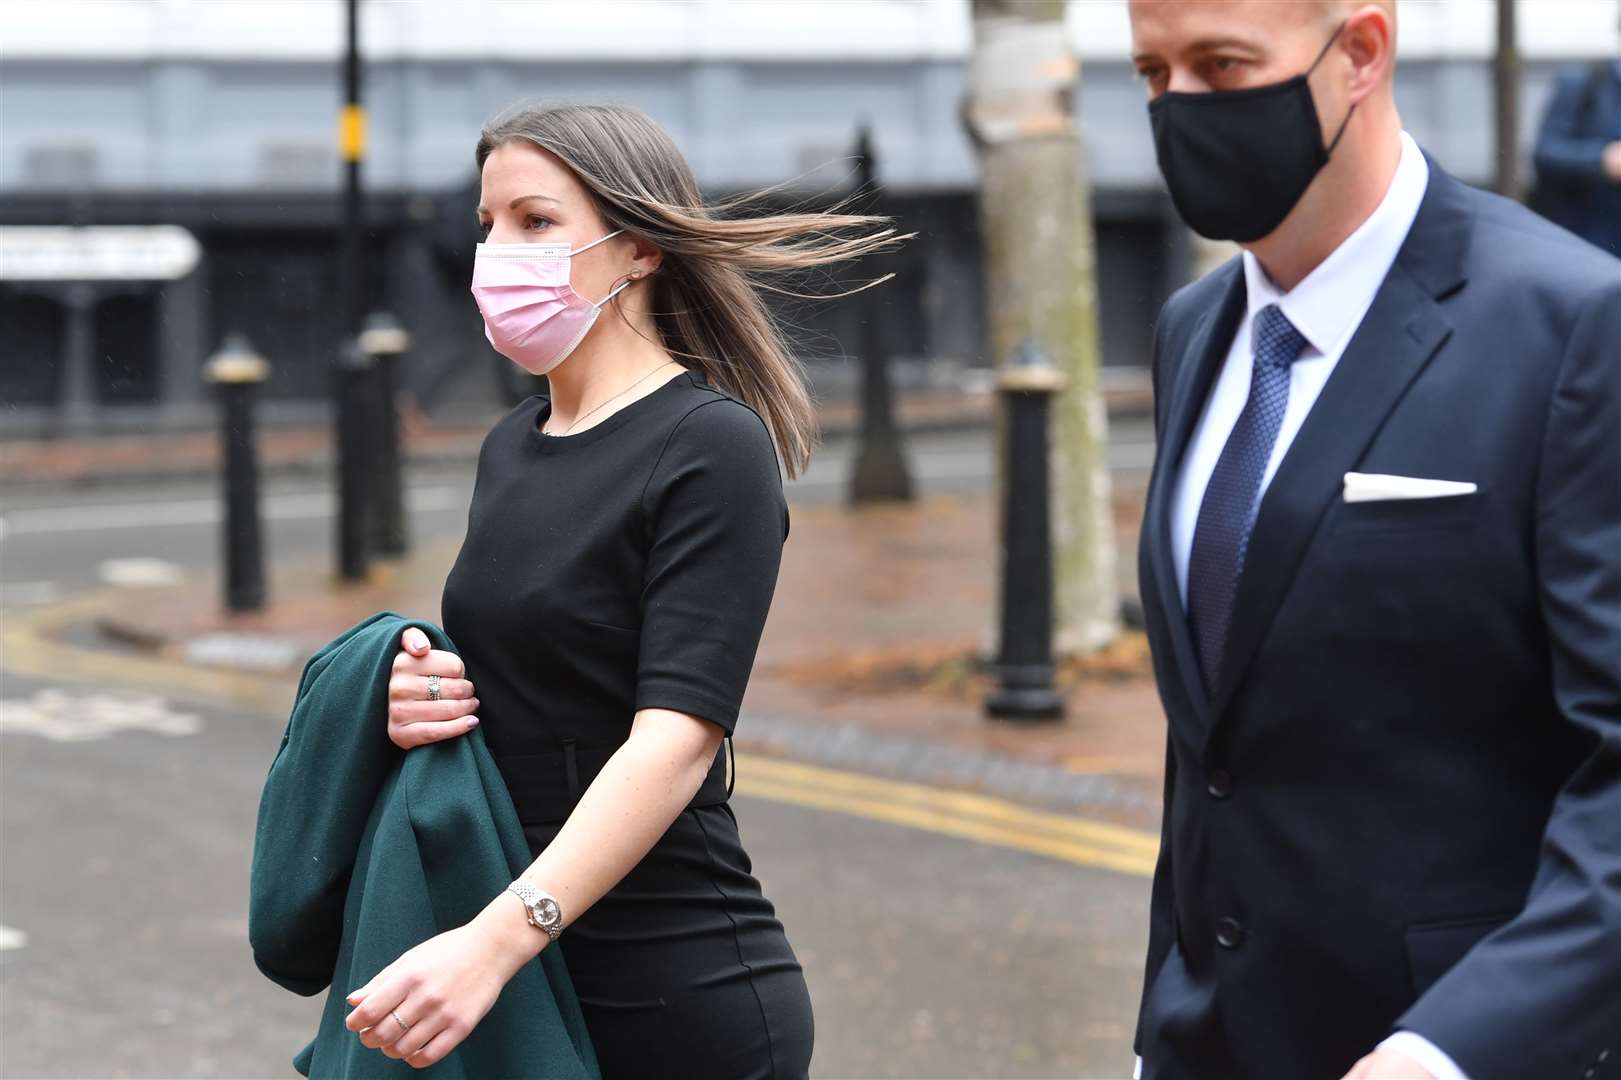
xmin=466 ymin=717 xmax=480 ymax=728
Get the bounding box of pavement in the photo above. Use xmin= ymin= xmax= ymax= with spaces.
xmin=0 ymin=421 xmax=1167 ymax=1079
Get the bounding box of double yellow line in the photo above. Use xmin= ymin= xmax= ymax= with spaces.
xmin=3 ymin=593 xmax=1159 ymax=879
xmin=735 ymin=754 xmax=1159 ymax=878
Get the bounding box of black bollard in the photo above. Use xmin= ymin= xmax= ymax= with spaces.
xmin=204 ymin=333 xmax=270 ymax=612
xmin=986 ymin=339 xmax=1066 ymax=722
xmin=360 ymin=311 xmax=411 ymax=558
xmin=335 ymin=335 xmax=374 ymax=582
xmin=847 ymin=125 xmax=914 ymax=504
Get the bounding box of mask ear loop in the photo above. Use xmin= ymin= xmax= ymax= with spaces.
xmin=567 ymin=228 xmax=624 ymax=257
xmin=571 ymin=228 xmax=639 ymax=308
xmin=1308 ymin=19 xmax=1357 ymax=158
xmin=1324 ymin=101 xmax=1358 ymax=157
xmin=1307 ymin=19 xmax=1349 ymax=75
xmin=590 ymin=276 xmax=636 ymax=310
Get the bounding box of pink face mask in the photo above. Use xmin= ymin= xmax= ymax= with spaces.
xmin=469 ymin=230 xmax=631 ymax=375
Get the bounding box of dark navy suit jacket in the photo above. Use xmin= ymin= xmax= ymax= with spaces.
xmin=1133 ymin=157 xmax=1621 ymax=1080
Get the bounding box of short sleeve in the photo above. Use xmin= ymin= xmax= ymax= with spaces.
xmin=634 ymin=398 xmax=789 ymax=734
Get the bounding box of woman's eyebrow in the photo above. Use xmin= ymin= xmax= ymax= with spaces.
xmin=508 ymin=193 xmax=561 ymax=210
xmin=475 ymin=193 xmax=560 ymax=216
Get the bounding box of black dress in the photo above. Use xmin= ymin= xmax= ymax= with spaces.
xmin=441 ymin=368 xmax=813 ymax=1080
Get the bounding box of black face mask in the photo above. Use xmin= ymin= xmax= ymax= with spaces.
xmin=1148 ymin=22 xmax=1355 ymax=243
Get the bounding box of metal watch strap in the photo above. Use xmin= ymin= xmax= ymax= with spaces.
xmin=505 ymin=880 xmax=563 ymax=942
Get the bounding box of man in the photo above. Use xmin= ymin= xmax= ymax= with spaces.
xmin=1531 ymin=36 xmax=1621 ymax=258
xmin=1126 ymin=2 xmax=1621 ymax=1079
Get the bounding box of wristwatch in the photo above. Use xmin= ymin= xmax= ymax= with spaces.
xmin=505 ymin=881 xmax=564 ymax=942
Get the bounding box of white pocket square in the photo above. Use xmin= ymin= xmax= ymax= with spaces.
xmin=1342 ymin=472 xmax=1478 ymax=503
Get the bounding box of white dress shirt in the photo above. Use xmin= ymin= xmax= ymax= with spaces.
xmin=1170 ymin=129 xmax=1428 ymax=602
xmin=1141 ymin=132 xmax=1474 ymax=1080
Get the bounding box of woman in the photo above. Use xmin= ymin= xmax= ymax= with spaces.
xmin=339 ymin=102 xmax=901 ymax=1078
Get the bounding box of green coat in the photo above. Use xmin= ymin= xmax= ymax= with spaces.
xmin=249 ymin=612 xmax=600 ymax=1079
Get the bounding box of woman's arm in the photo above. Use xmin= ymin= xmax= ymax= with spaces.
xmin=468 ymin=707 xmax=725 ymax=976
xmin=341 ymin=706 xmax=725 ymax=1067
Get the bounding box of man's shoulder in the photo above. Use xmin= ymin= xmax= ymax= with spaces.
xmin=1158 ymin=257 xmax=1241 ymax=341
xmin=1452 ymin=178 xmax=1621 ymax=307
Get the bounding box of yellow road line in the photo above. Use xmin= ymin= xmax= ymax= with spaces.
xmin=736 ymin=755 xmax=1158 ymax=878
xmin=0 ymin=591 xmax=291 ymax=712
xmin=2 ymin=593 xmax=1159 ymax=878
xmin=739 ymin=754 xmax=1160 ymax=856
xmin=735 ymin=776 xmax=1156 ymax=877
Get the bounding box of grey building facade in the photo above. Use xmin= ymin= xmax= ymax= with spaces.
xmin=0 ymin=0 xmax=1607 ymax=431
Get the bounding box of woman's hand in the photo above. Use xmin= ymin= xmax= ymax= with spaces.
xmin=387 ymin=627 xmax=480 ymax=749
xmin=342 ymin=915 xmax=530 ymax=1068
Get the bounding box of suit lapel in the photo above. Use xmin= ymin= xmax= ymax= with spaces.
xmin=1207 ymin=163 xmax=1473 ymax=723
xmin=1146 ymin=263 xmax=1247 ymax=727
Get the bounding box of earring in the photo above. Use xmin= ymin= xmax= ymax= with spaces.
xmin=630 ymin=270 xmax=643 ymax=279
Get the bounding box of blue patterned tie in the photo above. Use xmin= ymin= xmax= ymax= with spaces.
xmin=1186 ymin=304 xmax=1307 ymax=693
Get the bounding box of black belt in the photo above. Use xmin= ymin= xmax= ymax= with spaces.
xmin=494 ymin=737 xmax=734 ymax=826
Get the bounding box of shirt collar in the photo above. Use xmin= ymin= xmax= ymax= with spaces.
xmin=1240 ymin=130 xmax=1431 ymax=358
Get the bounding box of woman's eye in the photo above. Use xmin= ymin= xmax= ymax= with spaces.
xmin=524 ymin=215 xmax=551 ymax=232
xmin=477 ymin=221 xmax=492 ymax=238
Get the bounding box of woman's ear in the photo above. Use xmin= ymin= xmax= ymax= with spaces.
xmin=628 ymin=234 xmax=664 ymax=278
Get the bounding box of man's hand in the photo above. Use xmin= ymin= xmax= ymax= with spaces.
xmin=1342 ymin=1047 xmax=1438 ymax=1079
xmin=1602 ymin=140 xmax=1621 ymax=183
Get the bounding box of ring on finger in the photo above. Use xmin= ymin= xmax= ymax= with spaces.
xmin=426 ymin=674 xmax=441 ymax=702
xmin=391 ymin=1008 xmax=409 ymax=1031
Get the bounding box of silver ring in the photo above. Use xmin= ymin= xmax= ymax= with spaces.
xmin=391 ymin=1009 xmax=409 ymax=1031
xmin=426 ymin=674 xmax=441 ymax=702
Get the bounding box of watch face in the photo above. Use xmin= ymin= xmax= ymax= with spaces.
xmin=535 ymin=897 xmax=561 ymax=927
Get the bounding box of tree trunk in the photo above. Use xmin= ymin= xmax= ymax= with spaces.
xmin=965 ymin=0 xmax=1119 ymax=653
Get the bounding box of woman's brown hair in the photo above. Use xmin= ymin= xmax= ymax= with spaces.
xmin=475 ymin=101 xmax=905 ymax=478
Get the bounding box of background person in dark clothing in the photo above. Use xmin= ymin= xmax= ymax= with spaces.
xmin=1531 ymin=48 xmax=1621 ymax=256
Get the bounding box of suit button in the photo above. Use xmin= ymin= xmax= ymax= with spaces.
xmin=1207 ymin=770 xmax=1232 ymax=799
xmin=1215 ymin=917 xmax=1243 ymax=949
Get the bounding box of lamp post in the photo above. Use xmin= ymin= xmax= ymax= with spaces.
xmin=985 ymin=338 xmax=1066 ymax=722
xmin=847 ymin=125 xmax=914 ymax=504
xmin=334 ymin=0 xmax=371 ymax=581
xmin=1492 ymin=0 xmax=1521 ymax=199
xmin=203 ymin=333 xmax=270 ymax=612
xmin=335 ymin=336 xmax=374 ymax=582
xmin=360 ymin=310 xmax=411 ymax=557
